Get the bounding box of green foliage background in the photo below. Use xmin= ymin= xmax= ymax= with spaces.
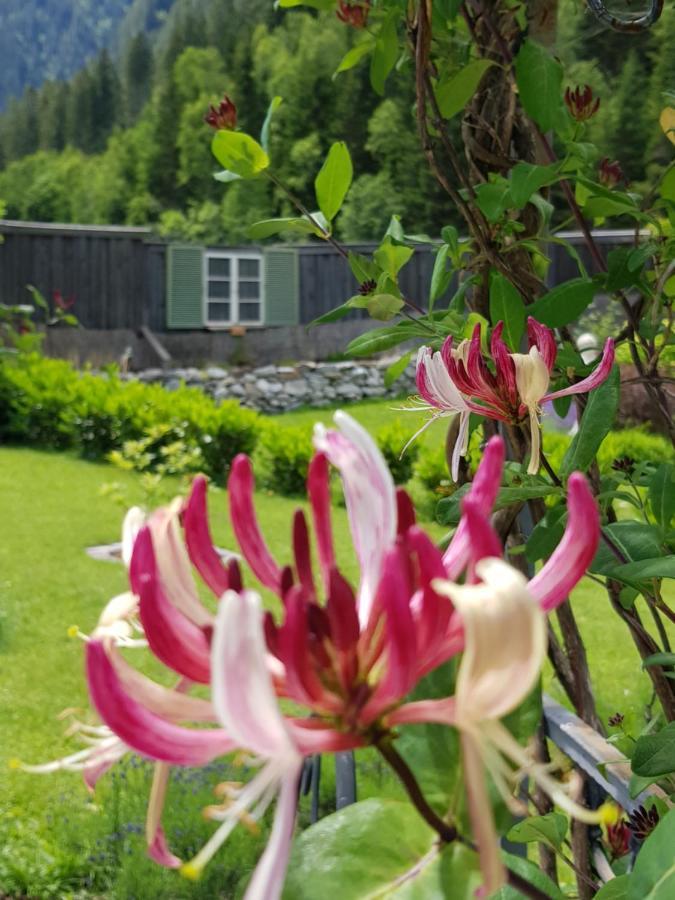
xmin=1 ymin=0 xmax=673 ymax=241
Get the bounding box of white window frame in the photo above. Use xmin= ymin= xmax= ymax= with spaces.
xmin=203 ymin=250 xmax=265 ymax=328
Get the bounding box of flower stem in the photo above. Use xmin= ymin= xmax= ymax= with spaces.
xmin=376 ymin=738 xmax=550 ymax=900
xmin=375 ymin=738 xmax=457 ymax=842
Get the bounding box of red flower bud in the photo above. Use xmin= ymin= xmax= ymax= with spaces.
xmin=53 ymin=290 xmax=75 ymax=311
xmin=606 ymin=819 xmax=630 ymax=859
xmin=598 ymin=157 xmax=624 ymax=189
xmin=564 ymin=85 xmax=600 ymax=122
xmin=204 ymin=95 xmax=237 ymax=131
xmin=336 ymin=1 xmax=370 ymax=28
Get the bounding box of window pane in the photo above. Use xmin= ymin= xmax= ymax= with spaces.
xmin=208 ymin=257 xmax=230 ymax=277
xmin=239 ymin=280 xmax=260 ymax=300
xmin=208 ymin=280 xmax=230 ymax=299
xmin=239 ymin=302 xmax=261 ymax=321
xmin=207 ymin=302 xmax=230 ymax=322
xmin=238 ymin=258 xmax=260 ymax=278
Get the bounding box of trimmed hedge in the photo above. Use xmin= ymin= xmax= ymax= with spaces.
xmin=0 ymin=355 xmax=260 ymax=484
xmin=0 ymin=355 xmax=671 ymax=506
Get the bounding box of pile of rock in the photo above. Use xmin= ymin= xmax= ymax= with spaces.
xmin=126 ymin=358 xmax=417 ymax=413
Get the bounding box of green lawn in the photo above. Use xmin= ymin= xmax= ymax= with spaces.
xmin=0 ymin=446 xmax=672 ymax=897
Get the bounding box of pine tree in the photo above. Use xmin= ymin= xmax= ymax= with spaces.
xmin=123 ymin=32 xmax=154 ymax=125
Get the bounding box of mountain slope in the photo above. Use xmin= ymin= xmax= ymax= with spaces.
xmin=0 ymin=0 xmax=138 ymax=110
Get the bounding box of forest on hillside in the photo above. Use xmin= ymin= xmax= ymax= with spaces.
xmin=0 ymin=0 xmax=673 ymax=243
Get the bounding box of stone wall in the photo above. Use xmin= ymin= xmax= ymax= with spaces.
xmin=126 ymin=358 xmax=417 ymax=413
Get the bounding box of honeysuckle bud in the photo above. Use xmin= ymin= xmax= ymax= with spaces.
xmin=204 ymin=95 xmax=237 ymax=131
xmin=598 ymin=157 xmax=624 ymax=188
xmin=358 ymin=278 xmax=377 ymax=295
xmin=629 ymin=804 xmax=660 ymax=841
xmin=336 ymin=0 xmax=370 ymax=28
xmin=564 ymin=85 xmax=600 ymax=122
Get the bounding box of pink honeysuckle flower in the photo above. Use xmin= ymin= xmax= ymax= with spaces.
xmin=413 ymin=318 xmax=615 ymax=476
xmin=62 ymin=412 xmax=600 ymax=890
xmin=416 ymin=554 xmax=612 ymax=896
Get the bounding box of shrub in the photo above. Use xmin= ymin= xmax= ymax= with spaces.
xmin=191 ymin=400 xmax=260 ymax=485
xmin=253 ymin=423 xmax=313 ymax=496
xmin=0 ymin=354 xmax=77 ymax=449
xmin=376 ymin=419 xmax=419 ymax=485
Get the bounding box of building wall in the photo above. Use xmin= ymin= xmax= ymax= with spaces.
xmin=42 ymin=319 xmax=376 ymax=369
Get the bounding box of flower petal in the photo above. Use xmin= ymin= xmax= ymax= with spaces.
xmin=229 ymin=455 xmax=283 ymax=594
xmin=243 ymin=766 xmax=301 ymax=900
xmin=313 ymin=412 xmax=396 ymax=626
xmin=146 ymin=763 xmax=182 ymax=868
xmin=527 ymin=473 xmax=599 ymax=612
xmin=149 ymin=500 xmax=214 ymax=627
xmin=527 ymin=317 xmax=557 ymax=372
xmin=122 ymin=507 xmax=145 ymax=568
xmin=211 ymin=589 xmax=299 ymax=758
xmin=443 ymin=436 xmax=505 ymax=578
xmin=86 ymin=641 xmax=234 ymax=765
xmin=183 ymin=475 xmax=231 ymax=598
xmin=543 ymin=338 xmax=614 ymax=402
xmin=131 ymin=527 xmax=211 ymax=684
xmin=434 ymin=558 xmax=546 ymax=723
xmin=108 ymin=645 xmax=215 ymax=722
xmin=307 ymin=453 xmax=335 ymax=594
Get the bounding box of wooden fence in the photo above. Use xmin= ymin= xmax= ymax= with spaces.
xmin=0 ymin=220 xmax=635 ymax=331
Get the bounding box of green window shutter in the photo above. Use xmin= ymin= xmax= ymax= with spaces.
xmin=166 ymin=244 xmax=204 ymax=329
xmin=263 ymin=248 xmax=299 ymax=326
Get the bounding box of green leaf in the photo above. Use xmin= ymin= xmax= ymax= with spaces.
xmin=506 ymin=812 xmax=568 ymax=852
xmin=595 ymin=875 xmax=630 ymax=900
xmin=386 ymin=214 xmax=405 ymax=241
xmin=430 ymin=244 xmax=453 ymax=308
xmin=489 ymin=272 xmax=525 ymax=350
xmin=528 ymin=278 xmax=597 ymax=329
xmin=499 ymin=853 xmax=565 ymax=900
xmin=347 ymin=251 xmax=377 ymax=283
xmin=334 ymin=38 xmax=374 ymax=76
xmin=367 ymin=293 xmax=404 ymax=321
xmin=246 ymin=216 xmax=321 ymax=239
xmin=370 ymin=12 xmax=398 ymax=96
xmin=282 ymin=798 xmax=482 ymax=899
xmin=509 ymin=162 xmax=559 ymax=208
xmin=475 ymin=180 xmax=512 ymax=222
xmin=610 ymin=557 xmax=675 ymax=583
xmin=396 ymin=660 xmax=461 ymax=812
xmin=649 ymin=464 xmax=675 ymax=529
xmin=308 ymin=303 xmax=353 ymax=327
xmin=385 ymin=351 xmax=413 ymax=388
xmin=278 ymin=0 xmax=334 ymax=7
xmin=632 ymin=722 xmax=675 ymax=777
xmin=315 ymin=141 xmax=353 ymax=222
xmin=660 ymin=167 xmax=675 ymax=202
xmin=525 ymin=504 xmax=566 ymax=563
xmin=346 ymin=323 xmax=420 ymax=357
xmin=590 ymin=522 xmax=664 ymax=577
xmin=514 ymin=40 xmax=564 ymax=132
xmin=435 ymin=59 xmax=495 ymax=119
xmin=606 ymin=247 xmax=643 ymax=291
xmin=259 ymin=95 xmax=283 ymax=152
xmin=438 ymin=482 xmax=559 ymax=526
xmin=374 ymin=237 xmax=414 ymax=280
xmin=26 ymin=284 xmax=48 ymax=311
xmin=643 ymin=652 xmax=675 ymax=669
xmin=628 ymin=808 xmax=675 ymax=899
xmin=211 ymin=131 xmax=269 ymax=179
xmin=559 ymin=366 xmax=620 ymax=477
